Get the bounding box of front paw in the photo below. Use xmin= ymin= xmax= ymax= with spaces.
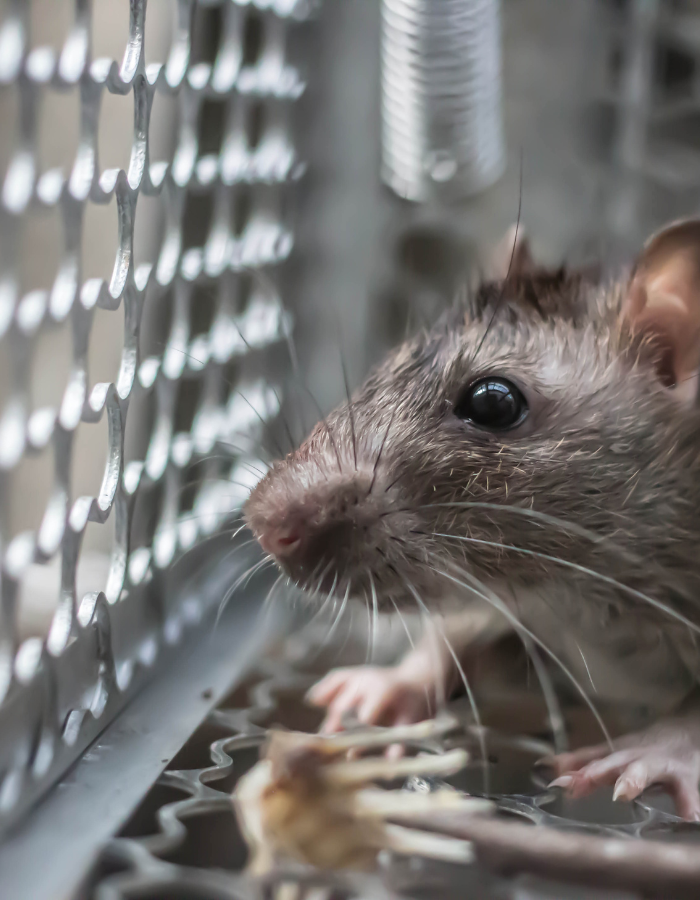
xmin=545 ymin=721 xmax=700 ymax=821
xmin=306 ymin=665 xmax=436 ymax=735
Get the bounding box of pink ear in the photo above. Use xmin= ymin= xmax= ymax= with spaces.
xmin=623 ymin=219 xmax=700 ymax=401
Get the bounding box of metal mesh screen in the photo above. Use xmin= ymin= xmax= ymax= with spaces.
xmin=0 ymin=0 xmax=312 ymax=833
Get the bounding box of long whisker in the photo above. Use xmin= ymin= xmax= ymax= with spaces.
xmin=174 ymin=476 xmax=259 ymax=502
xmin=297 ymin=558 xmax=324 ymax=601
xmin=368 ymin=570 xmax=380 ymax=665
xmin=309 ymin=561 xmax=335 ymax=605
xmin=298 ymin=566 xmax=340 ymax=647
xmin=303 ymin=383 xmax=344 ymax=474
xmin=472 ymin=148 xmax=524 ymax=360
xmin=339 ymin=347 xmax=357 ymax=472
xmin=313 ymin=571 xmax=339 ymax=623
xmin=369 ymin=407 xmax=397 ymax=496
xmin=520 ymin=634 xmax=568 ymax=755
xmin=268 ymin=383 xmax=297 ymax=454
xmin=253 ymin=572 xmax=287 ymax=640
xmin=216 ymin=439 xmax=273 ymax=464
xmin=362 ymin=590 xmax=373 ymax=665
xmin=433 ymin=532 xmax=700 ymax=637
xmin=387 ymin=594 xmax=416 ymax=652
xmin=401 ymin=578 xmax=489 ymax=792
xmin=428 ymin=556 xmax=612 ymax=749
xmin=335 ymin=601 xmax=356 ymax=661
xmin=215 ymin=555 xmax=274 ymax=629
xmin=261 ymin=572 xmax=286 ymax=615
xmin=417 ymin=502 xmax=614 ymax=548
xmin=162 ymin=343 xmax=286 ymax=459
xmin=322 ymin=581 xmax=352 ymax=648
xmin=179 ymin=452 xmax=269 ymax=478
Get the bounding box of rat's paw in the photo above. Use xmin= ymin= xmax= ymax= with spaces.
xmin=307 ymin=665 xmax=435 ymax=735
xmin=546 ymin=722 xmax=700 ymax=821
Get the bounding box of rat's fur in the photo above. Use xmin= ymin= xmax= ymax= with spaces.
xmin=246 ymin=268 xmax=700 ymax=708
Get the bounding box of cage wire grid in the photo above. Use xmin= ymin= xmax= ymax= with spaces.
xmin=0 ymin=0 xmax=313 ymax=836
xmin=83 ymin=650 xmax=700 ymax=900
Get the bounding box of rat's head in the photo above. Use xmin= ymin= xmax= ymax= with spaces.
xmin=246 ymin=221 xmax=700 ymax=618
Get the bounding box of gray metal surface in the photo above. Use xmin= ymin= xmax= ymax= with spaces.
xmin=0 ymin=0 xmax=313 ymax=837
xmin=380 ymin=0 xmax=505 ymax=202
xmin=0 ymin=570 xmax=288 ymax=900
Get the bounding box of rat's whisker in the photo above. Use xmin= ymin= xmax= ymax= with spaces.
xmin=472 ymin=148 xmax=524 ymax=361
xmin=306 ymin=578 xmax=340 ymax=658
xmin=576 ymin=640 xmax=597 ymax=695
xmin=161 ymin=342 xmax=285 ymax=460
xmin=335 ymin=592 xmax=357 ymax=661
xmin=321 ymin=580 xmax=352 ymax=648
xmin=402 ymin=576 xmax=489 ymax=789
xmin=300 ymin=559 xmax=326 ymax=605
xmin=428 ymin=556 xmax=612 ymax=749
xmin=172 ymin=476 xmax=258 ymax=505
xmin=369 ymin=408 xmax=397 ymax=495
xmin=339 ymin=342 xmax=358 ymax=473
xmin=261 ymin=572 xmax=286 ymax=615
xmin=368 ymin=570 xmax=380 ymax=666
xmin=268 ymin=383 xmax=297 ymax=454
xmin=252 ymin=572 xmax=287 ymax=639
xmin=388 ymin=593 xmax=416 ymax=652
xmin=229 ymin=522 xmax=251 ymax=541
xmin=296 ymin=379 xmax=344 ymax=474
xmin=520 ymin=634 xmax=568 ymax=755
xmin=362 ymin=588 xmax=374 ymax=666
xmin=312 ymin=560 xmax=334 ymax=599
xmin=418 ymin=502 xmax=615 ymax=547
xmin=215 ymin=555 xmax=275 ymax=629
xmin=397 ymin=576 xmax=442 ymax=721
xmin=433 ymin=532 xmax=700 ymax=637
xmin=216 ymin=439 xmax=274 ymax=464
xmin=313 ymin=571 xmax=339 ymax=624
xmin=186 ymin=452 xmax=269 ymax=478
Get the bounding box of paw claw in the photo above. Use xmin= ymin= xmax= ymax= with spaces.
xmin=612 ymin=777 xmax=642 ymax=803
xmin=547 ymin=719 xmax=700 ymax=820
xmin=548 ymin=775 xmax=573 ymax=790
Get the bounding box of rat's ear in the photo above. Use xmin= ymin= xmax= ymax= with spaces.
xmin=623 ymin=219 xmax=700 ymax=401
xmin=486 ymin=224 xmax=534 ymax=281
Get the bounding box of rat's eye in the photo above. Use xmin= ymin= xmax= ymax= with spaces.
xmin=454 ymin=377 xmax=528 ymax=430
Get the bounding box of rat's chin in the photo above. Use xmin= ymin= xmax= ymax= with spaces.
xmin=290 ymin=564 xmax=447 ymax=616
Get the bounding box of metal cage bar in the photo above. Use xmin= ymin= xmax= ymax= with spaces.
xmin=0 ymin=0 xmax=313 ymax=836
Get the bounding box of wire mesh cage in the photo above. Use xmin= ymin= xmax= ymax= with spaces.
xmin=0 ymin=0 xmax=313 ymax=835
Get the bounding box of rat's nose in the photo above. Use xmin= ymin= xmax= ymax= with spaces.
xmin=258 ymin=525 xmax=302 ymax=560
xmin=246 ymin=463 xmax=376 ymax=589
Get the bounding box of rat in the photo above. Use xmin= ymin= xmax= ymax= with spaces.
xmin=245 ymin=218 xmax=700 ymax=820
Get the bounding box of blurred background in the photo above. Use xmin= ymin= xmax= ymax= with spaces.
xmin=295 ymin=0 xmax=700 ymax=413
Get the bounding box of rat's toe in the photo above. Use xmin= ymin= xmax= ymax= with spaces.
xmin=550 ymin=749 xmax=639 ymax=798
xmin=614 ymin=757 xmax=700 ymax=820
xmin=544 ymin=742 xmax=609 ymax=776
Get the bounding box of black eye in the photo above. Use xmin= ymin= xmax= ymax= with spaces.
xmin=454 ymin=377 xmax=528 ymax=430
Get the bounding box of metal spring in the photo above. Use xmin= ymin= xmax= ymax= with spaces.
xmin=381 ymin=0 xmax=506 ymax=202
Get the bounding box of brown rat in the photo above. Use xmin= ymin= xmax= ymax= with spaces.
xmin=245 ymin=219 xmax=700 ymax=819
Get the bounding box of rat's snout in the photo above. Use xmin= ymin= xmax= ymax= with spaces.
xmin=245 ymin=458 xmax=391 ymax=594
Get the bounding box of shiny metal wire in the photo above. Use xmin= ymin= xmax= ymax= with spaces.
xmin=0 ymin=0 xmax=312 ymax=835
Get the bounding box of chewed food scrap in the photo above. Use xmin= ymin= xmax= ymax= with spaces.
xmin=233 ymin=716 xmax=493 ymax=875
